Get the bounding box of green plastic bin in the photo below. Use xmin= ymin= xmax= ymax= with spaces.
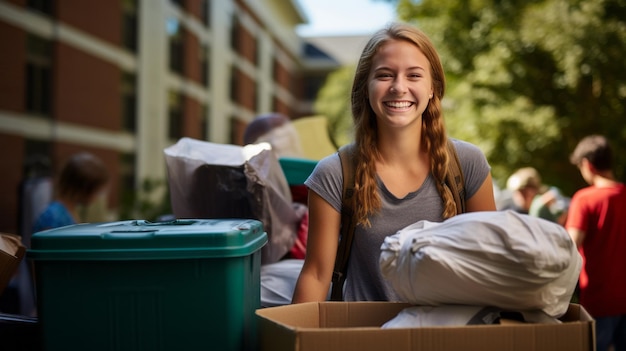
xmin=278 ymin=157 xmax=318 ymax=185
xmin=27 ymin=219 xmax=267 ymax=351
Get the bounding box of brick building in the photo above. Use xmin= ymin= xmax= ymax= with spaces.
xmin=0 ymin=0 xmax=341 ymax=235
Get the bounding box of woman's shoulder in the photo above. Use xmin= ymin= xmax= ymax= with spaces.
xmin=448 ymin=138 xmax=491 ymax=199
xmin=304 ymin=151 xmax=342 ymax=187
xmin=304 ymin=151 xmax=343 ymax=212
xmin=312 ymin=152 xmax=342 ymax=173
xmin=450 ymin=138 xmax=484 ymax=157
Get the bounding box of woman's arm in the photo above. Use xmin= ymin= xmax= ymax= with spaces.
xmin=291 ymin=190 xmax=342 ymax=303
xmin=466 ymin=173 xmax=497 ymax=212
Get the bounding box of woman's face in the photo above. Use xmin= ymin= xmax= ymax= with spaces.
xmin=367 ymin=39 xmax=433 ymax=130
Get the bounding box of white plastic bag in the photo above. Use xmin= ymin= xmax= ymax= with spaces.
xmin=379 ymin=210 xmax=581 ymax=318
xmin=381 ymin=305 xmax=559 ymax=328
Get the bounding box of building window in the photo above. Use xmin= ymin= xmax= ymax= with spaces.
xmin=25 ymin=35 xmax=52 ymax=116
xmin=303 ymin=73 xmax=326 ymax=101
xmin=254 ymin=81 xmax=259 ymax=112
xmin=122 ymin=0 xmax=138 ymax=52
xmin=167 ymin=17 xmax=184 ymax=74
xmin=118 ymin=152 xmax=137 ymax=220
xmin=200 ymin=44 xmax=209 ymax=87
xmin=201 ymin=0 xmax=210 ymax=27
xmin=254 ymin=36 xmax=260 ymax=66
xmin=230 ymin=15 xmax=239 ymax=53
xmin=23 ymin=139 xmax=52 ymax=178
xmin=271 ymin=56 xmax=278 ymax=84
xmin=229 ymin=66 xmax=238 ymax=103
xmin=168 ymin=91 xmax=183 ymax=140
xmin=229 ymin=117 xmax=238 ymax=145
xmin=121 ymin=72 xmax=137 ymax=132
xmin=201 ymin=104 xmax=209 ymax=141
xmin=27 ymin=0 xmax=54 ymax=16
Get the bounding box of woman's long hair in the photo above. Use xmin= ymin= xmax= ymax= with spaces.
xmin=350 ymin=22 xmax=455 ymax=226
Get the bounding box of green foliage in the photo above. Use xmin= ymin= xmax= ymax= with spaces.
xmin=313 ymin=66 xmax=356 ymax=147
xmin=119 ymin=177 xmax=172 ymax=222
xmin=397 ymin=0 xmax=626 ymax=194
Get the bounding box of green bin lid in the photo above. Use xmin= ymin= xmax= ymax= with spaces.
xmin=279 ymin=157 xmax=318 ymax=185
xmin=28 ymin=219 xmax=267 ymax=261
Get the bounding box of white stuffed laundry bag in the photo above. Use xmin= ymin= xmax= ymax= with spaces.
xmin=379 ymin=210 xmax=581 ymax=318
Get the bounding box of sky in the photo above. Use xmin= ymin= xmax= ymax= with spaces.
xmin=295 ymin=0 xmax=397 ymax=37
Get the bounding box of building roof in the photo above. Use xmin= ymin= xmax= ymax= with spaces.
xmin=303 ymin=35 xmax=370 ymax=66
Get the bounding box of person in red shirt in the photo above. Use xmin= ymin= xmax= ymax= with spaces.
xmin=565 ymin=135 xmax=626 ymax=351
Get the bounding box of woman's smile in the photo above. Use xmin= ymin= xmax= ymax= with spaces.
xmin=384 ymin=101 xmax=414 ymax=109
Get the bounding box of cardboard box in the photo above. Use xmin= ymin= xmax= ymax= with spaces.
xmin=0 ymin=233 xmax=26 ymax=294
xmin=256 ymin=302 xmax=595 ymax=351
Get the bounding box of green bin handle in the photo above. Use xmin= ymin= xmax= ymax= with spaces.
xmin=131 ymin=219 xmax=197 ymax=226
xmin=101 ymin=231 xmax=157 ymax=240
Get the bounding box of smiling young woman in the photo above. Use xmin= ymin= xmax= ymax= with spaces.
xmin=291 ymin=22 xmax=496 ymax=304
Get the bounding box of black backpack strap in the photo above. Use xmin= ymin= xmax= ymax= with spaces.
xmin=445 ymin=138 xmax=467 ymax=214
xmin=330 ymin=143 xmax=357 ymax=301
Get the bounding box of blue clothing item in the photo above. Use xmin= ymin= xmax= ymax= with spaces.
xmin=595 ymin=314 xmax=626 ymax=351
xmin=32 ymin=201 xmax=75 ymax=234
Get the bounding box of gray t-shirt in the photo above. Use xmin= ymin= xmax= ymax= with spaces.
xmin=304 ymin=138 xmax=491 ymax=301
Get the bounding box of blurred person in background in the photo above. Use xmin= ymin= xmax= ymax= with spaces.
xmin=3 ymin=151 xmax=110 ymax=316
xmin=501 ymin=167 xmax=569 ymax=225
xmin=501 ymin=167 xmax=544 ymax=214
xmin=0 ymin=157 xmax=52 ymax=315
xmin=528 ymin=185 xmax=569 ymax=225
xmin=565 ymin=135 xmax=626 ymax=351
xmin=33 ymin=151 xmax=110 ymax=233
xmin=243 ymin=112 xmax=304 ymax=159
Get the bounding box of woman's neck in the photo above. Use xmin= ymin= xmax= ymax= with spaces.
xmin=377 ymin=129 xmax=424 ymax=163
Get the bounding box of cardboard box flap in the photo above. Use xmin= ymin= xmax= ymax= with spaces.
xmin=298 ymin=327 xmax=410 ymax=350
xmin=256 ymin=301 xmax=322 ymax=328
xmin=256 ymin=301 xmax=414 ymax=329
xmin=319 ymin=302 xmax=412 ymax=328
xmin=257 ymin=302 xmax=595 ymax=351
xmin=407 ymin=322 xmax=593 ymax=350
xmin=559 ymin=303 xmax=593 ymax=322
xmin=258 ymin=302 xmax=593 ymax=329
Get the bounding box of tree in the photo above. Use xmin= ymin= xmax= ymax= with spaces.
xmin=313 ymin=65 xmax=356 ymax=148
xmin=397 ymin=0 xmax=626 ymax=194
